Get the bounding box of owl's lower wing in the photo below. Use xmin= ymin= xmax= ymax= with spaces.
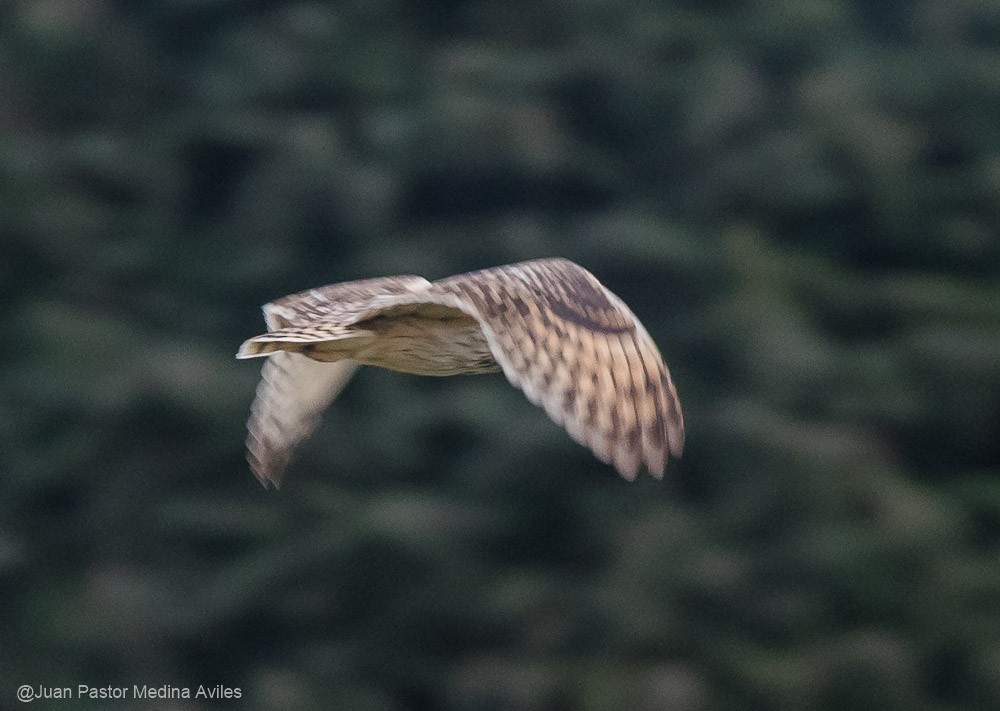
xmin=246 ymin=352 xmax=358 ymax=488
xmin=429 ymin=259 xmax=684 ymax=479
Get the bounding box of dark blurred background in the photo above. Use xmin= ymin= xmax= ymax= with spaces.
xmin=3 ymin=1 xmax=1000 ymax=709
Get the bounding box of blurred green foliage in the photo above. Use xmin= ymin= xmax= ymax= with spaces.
xmin=2 ymin=1 xmax=1000 ymax=709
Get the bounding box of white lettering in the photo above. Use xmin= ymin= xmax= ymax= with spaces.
xmin=39 ymin=686 xmax=72 ymax=699
xmin=133 ymin=685 xmax=190 ymax=699
xmin=195 ymin=685 xmax=241 ymax=699
xmin=78 ymin=685 xmax=128 ymax=699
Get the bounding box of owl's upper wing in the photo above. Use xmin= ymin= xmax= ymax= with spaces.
xmin=412 ymin=258 xmax=684 ymax=479
xmin=261 ymin=275 xmax=434 ymax=328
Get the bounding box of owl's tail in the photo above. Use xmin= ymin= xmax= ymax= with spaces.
xmin=236 ymin=324 xmax=372 ymax=362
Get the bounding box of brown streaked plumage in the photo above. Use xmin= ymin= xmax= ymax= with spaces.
xmin=237 ymin=258 xmax=684 ymax=488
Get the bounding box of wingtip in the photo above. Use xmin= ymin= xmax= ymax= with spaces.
xmin=250 ymin=467 xmax=282 ymax=491
xmin=614 ymin=455 xmax=641 ymax=481
xmin=619 ymin=468 xmax=639 ymax=482
xmin=248 ymin=450 xmax=283 ymax=491
xmin=668 ymin=425 xmax=685 ymax=460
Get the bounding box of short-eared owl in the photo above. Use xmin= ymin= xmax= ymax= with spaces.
xmin=238 ymin=258 xmax=683 ymax=488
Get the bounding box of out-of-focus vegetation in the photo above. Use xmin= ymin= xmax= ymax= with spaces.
xmin=3 ymin=1 xmax=1000 ymax=709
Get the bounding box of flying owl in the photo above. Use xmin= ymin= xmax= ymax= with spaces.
xmin=237 ymin=258 xmax=684 ymax=488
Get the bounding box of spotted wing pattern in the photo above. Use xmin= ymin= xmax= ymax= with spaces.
xmin=426 ymin=258 xmax=684 ymax=479
xmin=262 ymin=275 xmax=433 ymax=328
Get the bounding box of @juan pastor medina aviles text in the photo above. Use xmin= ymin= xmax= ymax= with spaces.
xmin=17 ymin=685 xmax=241 ymax=702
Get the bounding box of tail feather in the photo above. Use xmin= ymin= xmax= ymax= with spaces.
xmin=236 ymin=324 xmax=371 ymax=360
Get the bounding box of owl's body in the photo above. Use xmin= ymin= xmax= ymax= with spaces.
xmin=238 ymin=258 xmax=683 ymax=488
xmin=351 ymin=314 xmax=499 ymax=376
xmin=251 ymin=311 xmax=498 ymax=375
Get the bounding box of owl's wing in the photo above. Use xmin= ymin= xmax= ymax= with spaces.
xmin=245 ymin=352 xmax=357 ymax=489
xmin=261 ymin=275 xmax=433 ymax=328
xmin=412 ymin=258 xmax=684 ymax=479
xmin=243 ymin=275 xmax=432 ymax=488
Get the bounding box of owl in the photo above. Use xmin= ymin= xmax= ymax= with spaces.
xmin=238 ymin=258 xmax=683 ymax=488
